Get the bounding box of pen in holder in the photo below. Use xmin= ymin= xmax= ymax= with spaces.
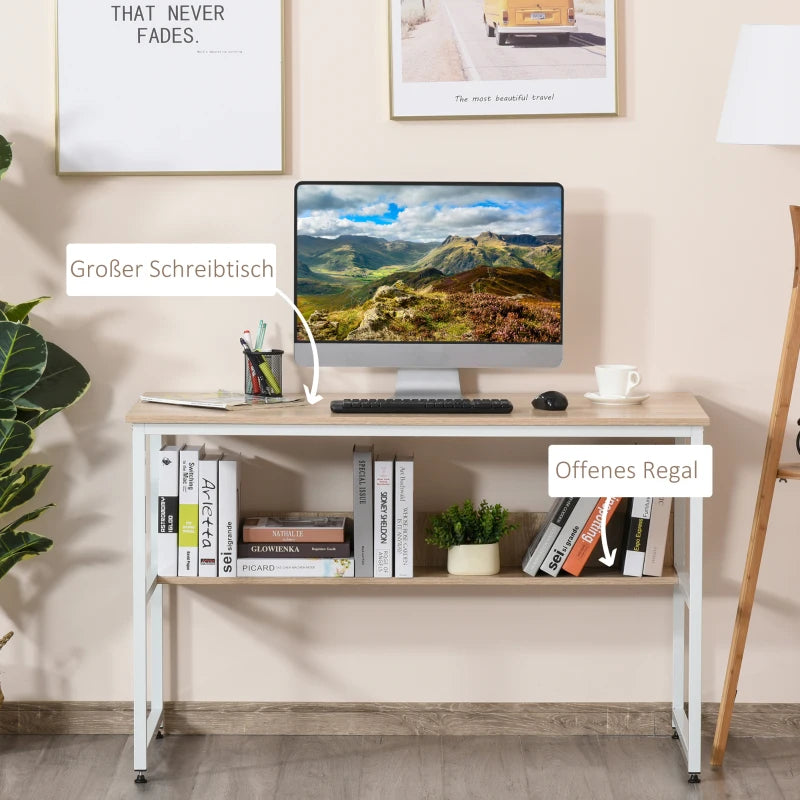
xmin=244 ymin=349 xmax=283 ymax=397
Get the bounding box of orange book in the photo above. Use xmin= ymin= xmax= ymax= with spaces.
xmin=561 ymin=498 xmax=622 ymax=576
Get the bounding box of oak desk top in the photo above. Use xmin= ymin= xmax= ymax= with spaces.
xmin=126 ymin=392 xmax=709 ymax=428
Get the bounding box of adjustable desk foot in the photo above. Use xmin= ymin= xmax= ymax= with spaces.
xmin=688 ymin=773 xmax=701 ymax=784
xmin=135 ymin=772 xmax=147 ymax=784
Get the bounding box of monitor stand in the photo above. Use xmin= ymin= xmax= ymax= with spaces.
xmin=394 ymin=369 xmax=463 ymax=399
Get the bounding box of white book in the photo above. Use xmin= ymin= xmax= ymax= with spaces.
xmin=643 ymin=497 xmax=673 ymax=577
xmin=353 ymin=445 xmax=374 ymax=577
xmin=217 ymin=458 xmax=240 ymax=578
xmin=237 ymin=558 xmax=355 ymax=578
xmin=373 ymin=456 xmax=394 ymax=578
xmin=157 ymin=445 xmax=182 ymax=577
xmin=178 ymin=444 xmax=205 ymax=577
xmin=539 ymin=497 xmax=599 ymax=577
xmin=394 ymin=455 xmax=414 ymax=578
xmin=198 ymin=455 xmax=220 ymax=577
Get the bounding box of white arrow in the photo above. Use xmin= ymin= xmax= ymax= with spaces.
xmin=597 ymin=497 xmax=617 ymax=567
xmin=275 ymin=288 xmax=323 ymax=405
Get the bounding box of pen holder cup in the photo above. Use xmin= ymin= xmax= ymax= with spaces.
xmin=244 ymin=349 xmax=283 ymax=397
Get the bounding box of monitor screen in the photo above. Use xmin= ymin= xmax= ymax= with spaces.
xmin=294 ymin=181 xmax=563 ymax=371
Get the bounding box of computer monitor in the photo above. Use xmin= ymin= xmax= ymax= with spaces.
xmin=294 ymin=181 xmax=563 ymax=397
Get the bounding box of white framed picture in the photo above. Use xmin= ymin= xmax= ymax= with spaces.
xmin=389 ymin=0 xmax=617 ymax=119
xmin=56 ymin=0 xmax=284 ymax=174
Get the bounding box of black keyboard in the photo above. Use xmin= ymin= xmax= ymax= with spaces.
xmin=330 ymin=398 xmax=513 ymax=414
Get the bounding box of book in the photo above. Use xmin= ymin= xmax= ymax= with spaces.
xmin=562 ymin=497 xmax=624 ymax=576
xmin=140 ymin=391 xmax=303 ymax=409
xmin=539 ymin=497 xmax=599 ymax=576
xmin=394 ymin=455 xmax=414 ymax=578
xmin=643 ymin=497 xmax=673 ymax=577
xmin=217 ymin=458 xmax=239 ymax=578
xmin=353 ymin=445 xmax=374 ymax=577
xmin=521 ymin=497 xmax=579 ymax=576
xmin=242 ymin=515 xmax=347 ymax=543
xmin=238 ymin=540 xmax=352 ymax=559
xmin=157 ymin=445 xmax=181 ymax=577
xmin=177 ymin=444 xmax=205 ymax=577
xmin=622 ymin=497 xmax=653 ymax=577
xmin=198 ymin=454 xmax=220 ymax=577
xmin=373 ymin=456 xmax=394 ymax=578
xmin=237 ymin=558 xmax=355 ymax=578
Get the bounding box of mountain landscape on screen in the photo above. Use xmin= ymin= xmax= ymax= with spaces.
xmin=295 ymin=185 xmax=563 ymax=344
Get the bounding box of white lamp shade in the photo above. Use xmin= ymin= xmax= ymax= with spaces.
xmin=717 ymin=25 xmax=800 ymax=145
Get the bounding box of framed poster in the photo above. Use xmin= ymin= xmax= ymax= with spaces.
xmin=389 ymin=0 xmax=617 ymax=119
xmin=56 ymin=0 xmax=284 ymax=174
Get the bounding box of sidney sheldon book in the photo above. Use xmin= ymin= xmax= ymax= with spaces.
xmin=242 ymin=515 xmax=347 ymax=543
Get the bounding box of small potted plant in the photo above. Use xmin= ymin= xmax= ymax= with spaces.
xmin=426 ymin=499 xmax=515 ymax=576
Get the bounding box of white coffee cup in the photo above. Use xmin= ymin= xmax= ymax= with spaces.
xmin=595 ymin=364 xmax=641 ymax=398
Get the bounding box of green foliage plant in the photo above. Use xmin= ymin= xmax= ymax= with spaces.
xmin=0 ymin=135 xmax=11 ymax=180
xmin=425 ymin=499 xmax=515 ymax=549
xmin=0 ymin=296 xmax=90 ymax=581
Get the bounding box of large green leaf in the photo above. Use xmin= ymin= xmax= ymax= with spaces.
xmin=0 ymin=529 xmax=53 ymax=580
xmin=0 ymin=135 xmax=11 ymax=180
xmin=15 ymin=342 xmax=90 ymax=423
xmin=0 ymin=504 xmax=54 ymax=534
xmin=0 ymin=297 xmax=49 ymax=325
xmin=0 ymin=399 xmax=16 ymax=420
xmin=0 ymin=322 xmax=47 ymax=402
xmin=0 ymin=464 xmax=50 ymax=513
xmin=0 ymin=419 xmax=33 ymax=474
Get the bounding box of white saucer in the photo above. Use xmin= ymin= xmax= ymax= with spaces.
xmin=585 ymin=392 xmax=650 ymax=406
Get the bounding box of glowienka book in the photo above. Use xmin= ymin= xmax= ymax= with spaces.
xmin=238 ymin=540 xmax=352 ymax=559
xmin=353 ymin=445 xmax=374 ymax=577
xmin=242 ymin=515 xmax=347 ymax=543
xmin=237 ymin=558 xmax=355 ymax=578
xmin=522 ymin=497 xmax=579 ymax=576
xmin=217 ymin=458 xmax=239 ymax=578
xmin=198 ymin=454 xmax=220 ymax=578
xmin=373 ymin=456 xmax=394 ymax=578
xmin=178 ymin=444 xmax=205 ymax=577
xmin=157 ymin=445 xmax=182 ymax=577
xmin=393 ymin=455 xmax=414 ymax=578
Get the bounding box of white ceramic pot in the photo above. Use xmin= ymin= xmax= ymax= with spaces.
xmin=447 ymin=543 xmax=501 ymax=576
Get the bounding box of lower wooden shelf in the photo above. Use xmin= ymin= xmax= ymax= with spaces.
xmin=158 ymin=566 xmax=678 ymax=587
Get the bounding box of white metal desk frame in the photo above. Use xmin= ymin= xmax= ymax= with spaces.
xmin=131 ymin=420 xmax=704 ymax=783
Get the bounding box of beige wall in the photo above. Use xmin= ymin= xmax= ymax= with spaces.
xmin=2 ymin=0 xmax=800 ymax=704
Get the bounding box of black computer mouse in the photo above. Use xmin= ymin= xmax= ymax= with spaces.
xmin=532 ymin=390 xmax=568 ymax=411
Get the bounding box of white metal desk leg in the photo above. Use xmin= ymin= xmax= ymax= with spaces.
xmin=148 ymin=435 xmax=164 ymax=741
xmin=132 ymin=426 xmax=148 ymax=783
xmin=687 ymin=427 xmax=704 ymax=780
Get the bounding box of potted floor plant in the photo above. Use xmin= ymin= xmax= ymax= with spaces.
xmin=426 ymin=499 xmax=515 ymax=576
xmin=0 ymin=135 xmax=91 ymax=704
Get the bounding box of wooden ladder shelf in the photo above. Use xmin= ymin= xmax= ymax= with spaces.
xmin=711 ymin=205 xmax=800 ymax=766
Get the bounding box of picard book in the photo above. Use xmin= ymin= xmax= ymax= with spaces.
xmin=353 ymin=445 xmax=374 ymax=577
xmin=198 ymin=454 xmax=220 ymax=577
xmin=178 ymin=444 xmax=205 ymax=577
xmin=373 ymin=456 xmax=394 ymax=578
xmin=217 ymin=458 xmax=239 ymax=578
xmin=242 ymin=515 xmax=347 ymax=543
xmin=237 ymin=558 xmax=355 ymax=578
xmin=394 ymin=455 xmax=414 ymax=578
xmin=157 ymin=445 xmax=181 ymax=577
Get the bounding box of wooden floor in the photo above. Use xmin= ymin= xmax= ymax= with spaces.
xmin=1 ymin=734 xmax=798 ymax=800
